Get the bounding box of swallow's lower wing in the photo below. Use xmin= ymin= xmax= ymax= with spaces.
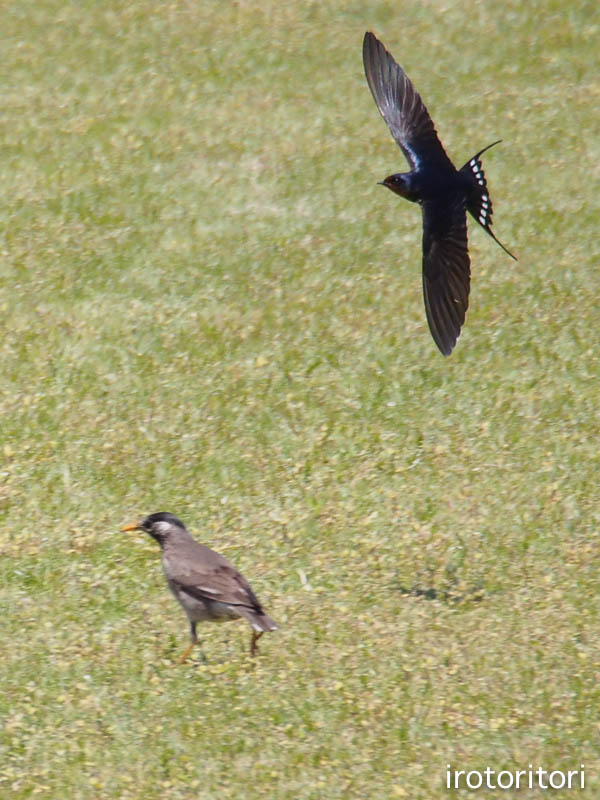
xmin=421 ymin=199 xmax=470 ymax=356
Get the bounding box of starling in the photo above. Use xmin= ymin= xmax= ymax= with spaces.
xmin=122 ymin=512 xmax=278 ymax=661
xmin=363 ymin=31 xmax=516 ymax=356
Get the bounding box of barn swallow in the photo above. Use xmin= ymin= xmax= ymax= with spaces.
xmin=363 ymin=31 xmax=516 ymax=356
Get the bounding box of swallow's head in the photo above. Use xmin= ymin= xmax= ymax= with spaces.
xmin=378 ymin=173 xmax=416 ymax=202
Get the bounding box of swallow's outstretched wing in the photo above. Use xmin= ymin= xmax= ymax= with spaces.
xmin=362 ymin=31 xmax=454 ymax=172
xmin=421 ymin=198 xmax=470 ymax=356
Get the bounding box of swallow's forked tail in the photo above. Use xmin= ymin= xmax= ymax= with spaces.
xmin=460 ymin=140 xmax=517 ymax=261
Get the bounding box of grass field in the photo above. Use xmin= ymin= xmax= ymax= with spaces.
xmin=1 ymin=1 xmax=599 ymax=797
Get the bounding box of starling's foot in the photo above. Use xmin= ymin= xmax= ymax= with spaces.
xmin=250 ymin=630 xmax=264 ymax=657
xmin=177 ymin=641 xmax=196 ymax=664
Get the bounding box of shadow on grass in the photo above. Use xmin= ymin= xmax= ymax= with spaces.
xmin=394 ymin=580 xmax=486 ymax=605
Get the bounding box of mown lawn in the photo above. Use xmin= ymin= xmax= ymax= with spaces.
xmin=1 ymin=1 xmax=598 ymax=797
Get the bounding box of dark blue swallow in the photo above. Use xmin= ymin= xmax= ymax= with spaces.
xmin=363 ymin=31 xmax=516 ymax=356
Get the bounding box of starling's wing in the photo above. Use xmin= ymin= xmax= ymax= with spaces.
xmin=421 ymin=198 xmax=470 ymax=356
xmin=363 ymin=32 xmax=454 ymax=172
xmin=169 ymin=544 xmax=265 ymax=614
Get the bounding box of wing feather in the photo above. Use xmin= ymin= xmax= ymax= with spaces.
xmin=167 ymin=544 xmax=264 ymax=612
xmin=363 ymin=32 xmax=453 ymax=171
xmin=421 ymin=199 xmax=470 ymax=356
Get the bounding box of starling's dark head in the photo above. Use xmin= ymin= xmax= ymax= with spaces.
xmin=379 ymin=173 xmax=416 ymax=201
xmin=122 ymin=511 xmax=187 ymax=545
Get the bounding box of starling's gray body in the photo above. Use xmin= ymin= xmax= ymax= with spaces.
xmin=123 ymin=512 xmax=277 ymax=659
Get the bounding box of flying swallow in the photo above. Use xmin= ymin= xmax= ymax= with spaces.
xmin=363 ymin=31 xmax=516 ymax=356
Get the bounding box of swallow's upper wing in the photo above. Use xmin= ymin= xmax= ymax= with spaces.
xmin=421 ymin=198 xmax=470 ymax=356
xmin=363 ymin=32 xmax=454 ymax=172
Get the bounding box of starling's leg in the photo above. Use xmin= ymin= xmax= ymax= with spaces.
xmin=178 ymin=622 xmax=198 ymax=664
xmin=250 ymin=630 xmax=264 ymax=656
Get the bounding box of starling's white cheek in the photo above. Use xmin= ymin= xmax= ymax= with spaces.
xmin=154 ymin=520 xmax=173 ymax=537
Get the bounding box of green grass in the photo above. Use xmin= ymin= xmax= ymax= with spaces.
xmin=1 ymin=0 xmax=599 ymax=797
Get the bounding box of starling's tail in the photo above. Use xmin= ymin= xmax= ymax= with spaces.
xmin=460 ymin=141 xmax=517 ymax=261
xmin=239 ymin=608 xmax=279 ymax=632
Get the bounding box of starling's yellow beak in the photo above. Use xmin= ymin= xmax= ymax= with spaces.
xmin=121 ymin=522 xmax=141 ymax=532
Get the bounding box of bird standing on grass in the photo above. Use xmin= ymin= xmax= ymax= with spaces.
xmin=363 ymin=31 xmax=516 ymax=356
xmin=122 ymin=512 xmax=278 ymax=661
